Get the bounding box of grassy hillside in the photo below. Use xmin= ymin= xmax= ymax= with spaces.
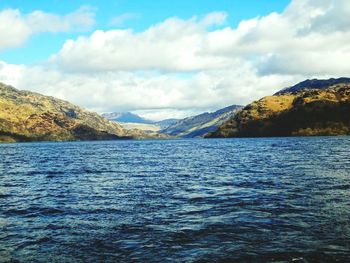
xmin=208 ymin=80 xmax=350 ymax=138
xmin=0 ymin=83 xmax=130 ymax=142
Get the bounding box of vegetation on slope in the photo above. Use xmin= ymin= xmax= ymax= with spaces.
xmin=208 ymin=80 xmax=350 ymax=138
xmin=0 ymin=83 xmax=130 ymax=142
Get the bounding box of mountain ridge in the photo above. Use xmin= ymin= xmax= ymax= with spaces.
xmin=275 ymin=77 xmax=350 ymax=95
xmin=161 ymin=105 xmax=243 ymax=138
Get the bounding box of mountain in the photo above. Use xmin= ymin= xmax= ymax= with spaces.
xmin=0 ymin=83 xmax=139 ymax=142
xmin=275 ymin=78 xmax=350 ymax=95
xmin=161 ymin=105 xmax=243 ymax=138
xmin=154 ymin=119 xmax=179 ymax=129
xmin=102 ymin=112 xmax=154 ymax=124
xmin=208 ymin=78 xmax=350 ymax=138
xmin=103 ymin=112 xmax=179 ymax=131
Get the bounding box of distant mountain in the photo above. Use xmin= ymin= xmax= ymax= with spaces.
xmin=154 ymin=119 xmax=179 ymax=129
xmin=120 ymin=119 xmax=180 ymax=132
xmin=102 ymin=112 xmax=153 ymax=124
xmin=161 ymin=105 xmax=243 ymax=138
xmin=119 ymin=122 xmax=161 ymax=132
xmin=0 ymin=83 xmax=160 ymax=143
xmin=208 ymin=78 xmax=350 ymax=138
xmin=103 ymin=112 xmax=179 ymax=131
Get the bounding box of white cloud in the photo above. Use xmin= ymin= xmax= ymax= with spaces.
xmin=206 ymin=0 xmax=350 ymax=76
xmin=50 ymin=13 xmax=232 ymax=72
xmin=0 ymin=60 xmax=301 ymax=119
xmin=51 ymin=0 xmax=350 ymax=78
xmin=1 ymin=0 xmax=350 ymax=119
xmin=0 ymin=7 xmax=95 ymax=50
xmin=110 ymin=13 xmax=139 ymax=27
xmin=200 ymin=11 xmax=228 ymax=27
xmin=0 ymin=61 xmax=24 ymax=87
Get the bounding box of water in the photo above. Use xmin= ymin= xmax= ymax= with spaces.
xmin=0 ymin=137 xmax=350 ymax=263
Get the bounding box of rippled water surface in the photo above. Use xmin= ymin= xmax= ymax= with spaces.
xmin=0 ymin=137 xmax=350 ymax=262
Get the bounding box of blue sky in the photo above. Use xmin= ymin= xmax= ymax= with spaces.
xmin=1 ymin=0 xmax=290 ymax=65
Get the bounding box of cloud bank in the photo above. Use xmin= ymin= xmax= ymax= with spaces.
xmin=1 ymin=0 xmax=349 ymax=119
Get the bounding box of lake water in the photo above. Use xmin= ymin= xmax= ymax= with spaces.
xmin=0 ymin=137 xmax=350 ymax=262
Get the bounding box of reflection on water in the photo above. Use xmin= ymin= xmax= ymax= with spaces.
xmin=0 ymin=137 xmax=350 ymax=262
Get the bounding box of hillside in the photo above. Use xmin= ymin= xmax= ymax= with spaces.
xmin=0 ymin=83 xmax=133 ymax=142
xmin=208 ymin=79 xmax=350 ymax=138
xmin=154 ymin=118 xmax=179 ymax=129
xmin=161 ymin=105 xmax=242 ymax=138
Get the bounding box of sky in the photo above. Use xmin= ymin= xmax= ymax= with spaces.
xmin=0 ymin=0 xmax=349 ymax=120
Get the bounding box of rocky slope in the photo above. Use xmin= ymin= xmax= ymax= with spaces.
xmin=208 ymin=79 xmax=350 ymax=138
xmin=161 ymin=105 xmax=243 ymax=138
xmin=0 ymin=83 xmax=133 ymax=142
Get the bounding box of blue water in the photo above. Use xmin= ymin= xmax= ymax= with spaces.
xmin=0 ymin=137 xmax=350 ymax=262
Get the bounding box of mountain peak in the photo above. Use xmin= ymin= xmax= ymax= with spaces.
xmin=102 ymin=112 xmax=154 ymax=124
xmin=275 ymin=77 xmax=350 ymax=95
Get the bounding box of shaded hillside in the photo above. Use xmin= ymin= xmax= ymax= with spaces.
xmin=0 ymin=83 xmax=132 ymax=142
xmin=275 ymin=78 xmax=350 ymax=95
xmin=154 ymin=118 xmax=179 ymax=129
xmin=161 ymin=105 xmax=242 ymax=138
xmin=208 ymin=79 xmax=350 ymax=138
